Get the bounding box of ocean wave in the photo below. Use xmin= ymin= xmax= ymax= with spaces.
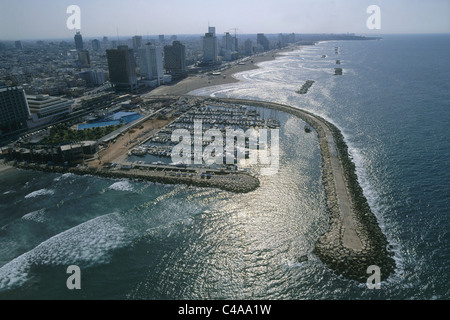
xmin=24 ymin=189 xmax=55 ymax=199
xmin=0 ymin=213 xmax=131 ymax=291
xmin=21 ymin=209 xmax=47 ymax=224
xmin=341 ymin=131 xmax=406 ymax=283
xmin=53 ymin=173 xmax=75 ymax=182
xmin=109 ymin=180 xmax=134 ymax=192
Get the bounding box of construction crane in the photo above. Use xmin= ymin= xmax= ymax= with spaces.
xmin=229 ymin=28 xmax=239 ymax=38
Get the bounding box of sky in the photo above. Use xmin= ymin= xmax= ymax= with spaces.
xmin=0 ymin=0 xmax=449 ymax=40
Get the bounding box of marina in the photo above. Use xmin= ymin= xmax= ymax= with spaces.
xmin=128 ymin=102 xmax=280 ymax=166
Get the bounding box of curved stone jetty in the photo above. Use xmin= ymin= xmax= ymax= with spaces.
xmin=206 ymin=97 xmax=395 ymax=282
xmin=10 ymin=161 xmax=260 ymax=194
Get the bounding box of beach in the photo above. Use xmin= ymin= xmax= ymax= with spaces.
xmin=145 ymin=49 xmax=292 ymax=96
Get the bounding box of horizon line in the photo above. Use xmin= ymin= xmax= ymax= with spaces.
xmin=3 ymin=32 xmax=450 ymax=42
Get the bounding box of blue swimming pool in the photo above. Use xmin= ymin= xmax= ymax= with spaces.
xmin=78 ymin=113 xmax=142 ymax=130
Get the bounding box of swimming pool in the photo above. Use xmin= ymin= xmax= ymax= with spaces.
xmin=78 ymin=113 xmax=142 ymax=130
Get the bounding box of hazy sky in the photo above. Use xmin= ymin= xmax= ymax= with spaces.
xmin=1 ymin=0 xmax=449 ymax=40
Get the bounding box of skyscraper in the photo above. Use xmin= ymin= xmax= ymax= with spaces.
xmin=132 ymin=35 xmax=143 ymax=52
xmin=74 ymin=31 xmax=83 ymax=51
xmin=222 ymin=32 xmax=235 ymax=51
xmin=91 ymin=39 xmax=101 ymax=51
xmin=164 ymin=41 xmax=186 ymax=77
xmin=0 ymin=86 xmax=30 ymax=139
xmin=203 ymin=29 xmax=218 ymax=64
xmin=138 ymin=43 xmax=164 ymax=85
xmin=77 ymin=50 xmax=90 ymax=68
xmin=257 ymin=33 xmax=270 ymax=51
xmin=15 ymin=41 xmax=23 ymax=50
xmin=106 ymin=45 xmax=138 ymax=92
xmin=244 ymin=39 xmax=254 ymax=56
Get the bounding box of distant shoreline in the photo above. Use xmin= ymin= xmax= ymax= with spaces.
xmin=145 ymin=48 xmax=293 ymax=97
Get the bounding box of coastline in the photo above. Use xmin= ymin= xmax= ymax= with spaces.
xmin=0 ymin=44 xmax=395 ymax=282
xmin=145 ymin=49 xmax=292 ymax=96
xmin=0 ymin=161 xmax=15 ymax=174
xmin=1 ymin=94 xmax=395 ymax=282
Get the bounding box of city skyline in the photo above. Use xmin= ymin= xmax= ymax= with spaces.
xmin=1 ymin=0 xmax=450 ymax=41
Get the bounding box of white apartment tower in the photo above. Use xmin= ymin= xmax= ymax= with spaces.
xmin=138 ymin=43 xmax=164 ymax=85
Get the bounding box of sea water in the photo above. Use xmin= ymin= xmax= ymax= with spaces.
xmin=0 ymin=34 xmax=449 ymax=299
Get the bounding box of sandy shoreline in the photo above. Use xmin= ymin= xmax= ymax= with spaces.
xmin=145 ymin=48 xmax=293 ymax=97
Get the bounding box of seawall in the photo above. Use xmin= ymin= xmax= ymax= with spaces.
xmin=205 ymin=97 xmax=395 ymax=282
xmin=9 ymin=161 xmax=260 ymax=194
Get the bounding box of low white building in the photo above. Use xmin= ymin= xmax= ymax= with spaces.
xmin=26 ymin=94 xmax=73 ymax=127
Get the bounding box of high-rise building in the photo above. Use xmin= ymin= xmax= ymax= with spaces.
xmin=257 ymin=33 xmax=270 ymax=51
xmin=138 ymin=43 xmax=164 ymax=85
xmin=77 ymin=50 xmax=90 ymax=68
xmin=91 ymin=39 xmax=101 ymax=51
xmin=208 ymin=27 xmax=216 ymax=36
xmin=222 ymin=32 xmax=235 ymax=51
xmin=15 ymin=41 xmax=23 ymax=50
xmin=164 ymin=41 xmax=186 ymax=76
xmin=203 ymin=30 xmax=218 ymax=63
xmin=0 ymin=86 xmax=30 ymax=139
xmin=106 ymin=45 xmax=138 ymax=91
xmin=158 ymin=35 xmax=165 ymax=44
xmin=102 ymin=36 xmax=109 ymax=48
xmin=132 ymin=35 xmax=143 ymax=52
xmin=244 ymin=39 xmax=254 ymax=56
xmin=74 ymin=31 xmax=83 ymax=51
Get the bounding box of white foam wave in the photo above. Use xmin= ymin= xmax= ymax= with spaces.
xmin=54 ymin=173 xmax=75 ymax=182
xmin=24 ymin=189 xmax=55 ymax=199
xmin=341 ymin=131 xmax=406 ymax=282
xmin=284 ymin=260 xmax=303 ymax=269
xmin=0 ymin=213 xmax=132 ymax=290
xmin=21 ymin=209 xmax=47 ymax=224
xmin=109 ymin=180 xmax=133 ymax=192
